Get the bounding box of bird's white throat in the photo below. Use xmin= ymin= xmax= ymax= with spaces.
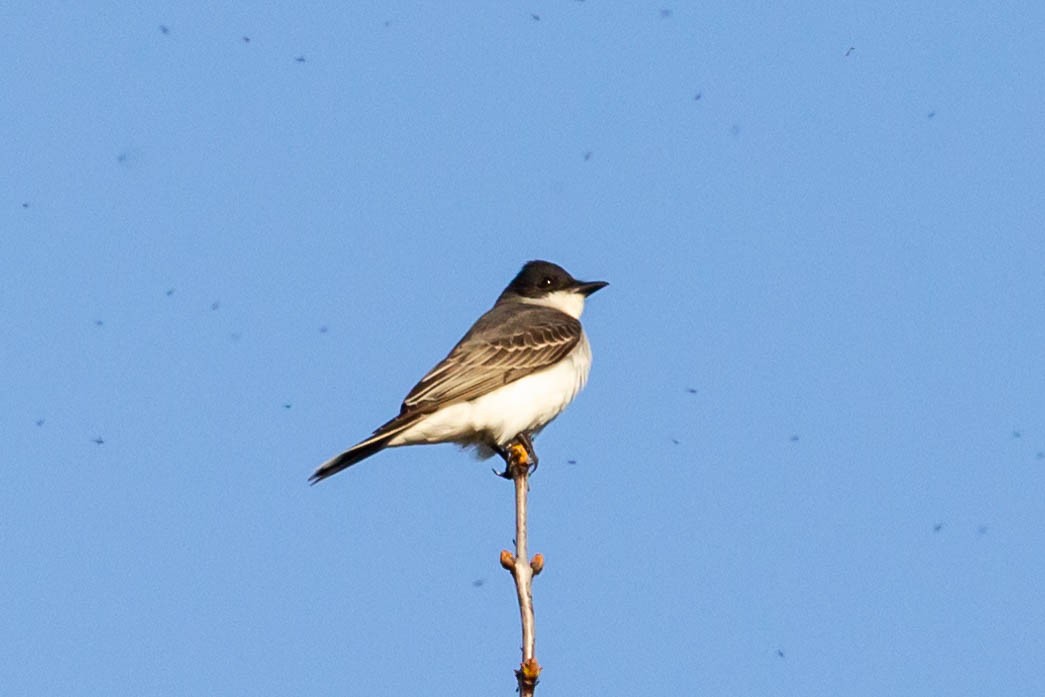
xmin=517 ymin=290 xmax=587 ymax=319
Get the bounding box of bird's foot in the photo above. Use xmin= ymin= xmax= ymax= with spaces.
xmin=492 ymin=436 xmax=538 ymax=479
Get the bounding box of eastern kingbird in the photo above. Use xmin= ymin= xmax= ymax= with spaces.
xmin=310 ymin=260 xmax=607 ymax=483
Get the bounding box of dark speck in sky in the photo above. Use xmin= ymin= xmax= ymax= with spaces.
xmin=211 ymin=301 xmax=220 ymax=310
xmin=283 ymin=403 xmax=292 ymax=409
xmin=242 ymin=36 xmax=250 ymax=43
xmin=94 ymin=319 xmax=104 ymax=327
xmin=93 ymin=437 xmax=105 ymax=445
xmin=36 ymin=419 xmax=45 ymax=427
xmin=166 ymin=288 xmax=175 ymax=296
xmin=319 ymin=325 xmax=329 ymax=333
xmin=776 ymin=649 xmax=785 ymax=658
xmin=660 ymin=9 xmax=673 ymax=18
xmin=22 ymin=202 xmax=30 ymax=208
xmin=927 ymin=111 xmax=936 ymax=119
xmin=845 ymin=46 xmax=855 ymax=56
xmin=686 ymin=387 xmax=697 ymax=394
xmin=933 ymin=523 xmax=943 ymax=532
xmin=567 ymin=459 xmax=577 ymax=465
xmin=789 ymin=434 xmax=800 ymax=442
xmin=1036 ymin=451 xmax=1044 ymax=460
xmin=671 ymin=438 xmax=680 ymax=445
xmin=978 ymin=525 xmax=988 ymax=535
xmin=472 ymin=578 xmax=485 ymax=587
xmin=295 ymin=55 xmax=306 ymax=63
xmin=159 ymin=25 xmax=169 ymax=35
xmin=583 ymin=151 xmax=592 ymax=161
xmin=694 ymin=92 xmax=702 ymax=101
xmin=1012 ymin=430 xmax=1022 ymax=438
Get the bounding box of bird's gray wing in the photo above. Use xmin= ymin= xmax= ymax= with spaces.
xmin=399 ymin=304 xmax=581 ymax=415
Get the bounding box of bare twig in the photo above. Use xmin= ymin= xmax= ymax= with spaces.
xmin=500 ymin=441 xmax=542 ymax=695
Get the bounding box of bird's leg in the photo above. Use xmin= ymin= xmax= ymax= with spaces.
xmin=492 ymin=442 xmax=514 ymax=479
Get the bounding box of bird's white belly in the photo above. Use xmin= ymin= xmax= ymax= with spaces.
xmin=391 ymin=334 xmax=592 ymax=448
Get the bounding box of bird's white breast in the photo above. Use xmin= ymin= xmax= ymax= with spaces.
xmin=391 ymin=332 xmax=593 ymax=449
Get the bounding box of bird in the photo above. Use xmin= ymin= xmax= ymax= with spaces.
xmin=309 ymin=260 xmax=607 ymax=484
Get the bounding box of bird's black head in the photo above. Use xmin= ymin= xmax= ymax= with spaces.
xmin=497 ymin=260 xmax=608 ymax=303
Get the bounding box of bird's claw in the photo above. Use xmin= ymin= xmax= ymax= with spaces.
xmin=492 ymin=437 xmax=539 ymax=478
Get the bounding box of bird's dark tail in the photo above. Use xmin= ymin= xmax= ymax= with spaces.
xmin=309 ymin=415 xmax=419 ymax=484
xmin=308 ymin=437 xmax=390 ymax=484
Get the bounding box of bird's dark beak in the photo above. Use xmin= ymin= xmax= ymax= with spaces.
xmin=573 ymin=280 xmax=609 ymax=296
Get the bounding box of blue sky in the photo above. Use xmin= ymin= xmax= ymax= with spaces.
xmin=3 ymin=2 xmax=1044 ymax=695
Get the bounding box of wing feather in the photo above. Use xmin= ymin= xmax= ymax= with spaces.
xmin=400 ymin=304 xmax=581 ymax=414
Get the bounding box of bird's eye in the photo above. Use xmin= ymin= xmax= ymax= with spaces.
xmin=541 ymin=277 xmax=553 ymax=287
